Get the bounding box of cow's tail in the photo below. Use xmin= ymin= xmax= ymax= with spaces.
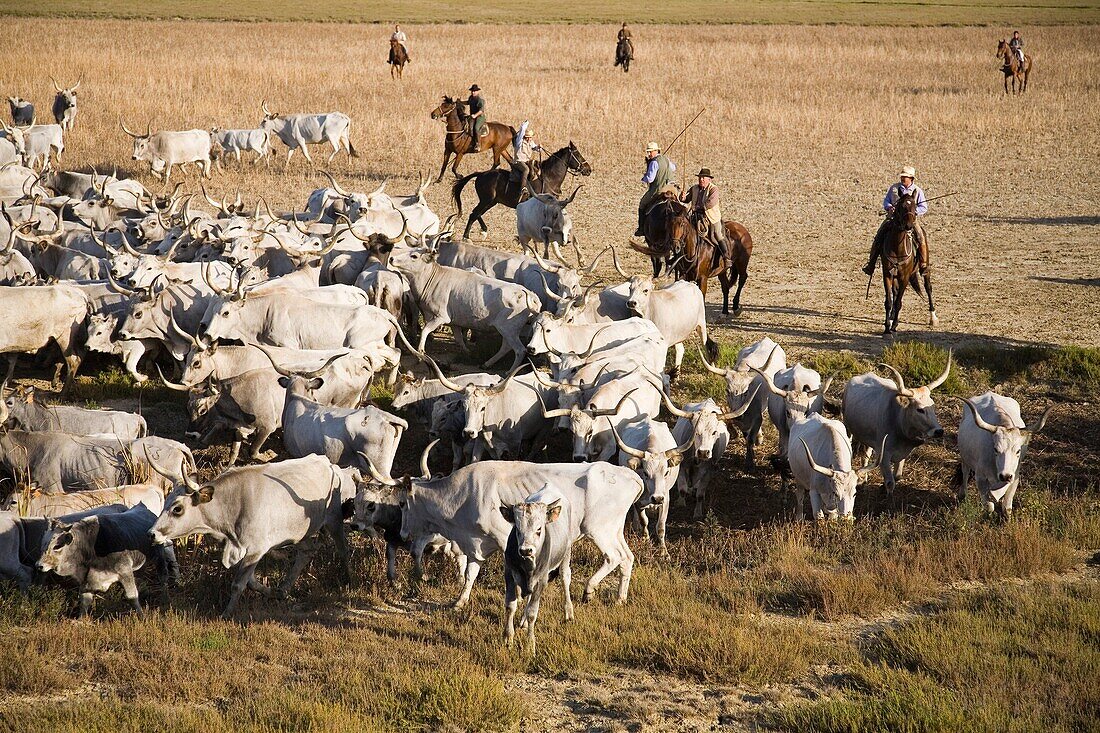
xmin=347 ymin=137 xmax=360 ymax=158
xmin=452 ymin=172 xmax=478 ymax=216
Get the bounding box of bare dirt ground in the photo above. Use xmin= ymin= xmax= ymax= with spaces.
xmin=2 ymin=21 xmax=1097 ymax=356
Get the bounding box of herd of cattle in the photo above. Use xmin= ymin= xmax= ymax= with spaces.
xmin=0 ymin=86 xmax=1055 ymax=650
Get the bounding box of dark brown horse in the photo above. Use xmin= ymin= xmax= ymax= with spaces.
xmin=879 ymin=191 xmax=937 ymax=336
xmin=389 ymin=40 xmax=408 ymax=80
xmin=996 ymin=39 xmax=1032 ymax=94
xmin=615 ymin=37 xmax=633 ymax=72
xmin=430 ymin=96 xmax=516 ymax=182
xmin=451 ymin=142 xmax=592 ymax=240
xmin=630 ymin=193 xmax=753 ymax=316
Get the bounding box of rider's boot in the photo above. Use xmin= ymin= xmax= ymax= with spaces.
xmin=634 ymin=206 xmax=645 ymax=238
xmin=862 ymin=240 xmax=881 ymax=276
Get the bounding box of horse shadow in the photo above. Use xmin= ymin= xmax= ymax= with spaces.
xmin=1029 ymin=276 xmax=1100 ymax=287
xmin=966 ymin=214 xmax=1100 ymax=227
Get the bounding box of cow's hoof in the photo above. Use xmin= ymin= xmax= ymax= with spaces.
xmin=929 ymin=311 xmax=939 ymax=327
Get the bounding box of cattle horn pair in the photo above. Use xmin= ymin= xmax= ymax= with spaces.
xmin=955 ymin=396 xmax=1053 ymax=435
xmin=609 ymin=421 xmax=693 ymax=460
xmin=801 ymin=435 xmax=886 ymax=481
xmin=255 ymin=344 xmax=345 ymax=380
xmin=878 ymin=350 xmax=952 ymax=396
xmin=652 ymin=377 xmax=759 ymax=421
xmin=119 ymin=117 xmax=150 ymax=138
xmin=51 ymin=77 xmax=80 ymax=93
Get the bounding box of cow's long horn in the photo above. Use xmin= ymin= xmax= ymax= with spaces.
xmin=609 ymin=422 xmax=646 ymax=458
xmin=233 ymin=191 xmax=243 ymax=213
xmin=559 ymin=185 xmax=582 ymax=208
xmin=261 ymin=99 xmax=273 ymax=117
xmin=537 ymin=271 xmax=569 ymax=304
xmin=199 ymin=184 xmax=221 ymax=211
xmin=925 ymin=350 xmax=953 ymax=391
xmin=51 ymin=77 xmax=63 ymax=93
xmin=591 ymin=387 xmax=638 ymax=418
xmin=573 ymin=323 xmax=616 ymax=360
xmin=800 ymin=437 xmax=837 ymax=478
xmin=420 ymin=438 xmax=439 ymax=479
xmin=104 ymin=266 xmax=138 ymax=296
xmin=654 ymin=384 xmax=693 ymax=418
xmin=156 ymin=365 xmax=191 ymax=392
xmin=667 ymin=432 xmax=695 ymax=458
xmin=363 ymin=454 xmax=399 ymax=486
xmin=818 ymin=372 xmax=836 ymax=398
xmin=579 ymin=245 xmax=609 ymax=275
xmin=257 ymin=344 xmax=344 ymax=379
xmin=877 ymin=363 xmax=912 ymax=397
xmin=607 ymin=245 xmax=631 ymax=278
xmin=522 ymin=241 xmax=558 ymax=271
xmin=748 ymin=361 xmax=788 ymax=399
xmin=383 ymin=209 xmax=409 ymax=245
xmin=288 ymin=213 xmax=312 ymax=235
xmin=528 ymin=383 xmax=572 ymax=419
xmin=487 ymin=361 xmax=530 ymax=395
xmin=955 ymin=396 xmax=1000 ymax=434
xmin=698 ymin=345 xmax=728 ymax=377
xmin=718 ymin=384 xmax=762 ymax=420
xmin=366 ymin=180 xmax=387 ymax=199
xmin=119 ymin=116 xmax=141 ymax=138
xmin=527 ymin=364 xmax=561 ymax=389
xmin=422 ymin=353 xmax=464 ymax=392
xmin=856 ymin=435 xmax=888 ymax=480
xmin=1025 ymin=404 xmax=1054 ymax=434
xmin=168 ymin=313 xmax=201 ymax=349
xmin=321 ymin=170 xmax=351 ymax=197
xmin=70 ymin=78 xmax=81 ymax=92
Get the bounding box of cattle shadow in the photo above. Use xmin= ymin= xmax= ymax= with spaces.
xmin=1030 ymin=275 xmax=1100 ymax=287
xmin=74 ymin=161 xmax=142 ymax=180
xmin=966 ymin=214 xmax=1100 ymax=227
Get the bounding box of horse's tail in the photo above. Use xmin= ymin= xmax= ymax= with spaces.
xmin=909 ymin=271 xmax=923 ymax=296
xmin=452 ymin=172 xmax=478 ymax=215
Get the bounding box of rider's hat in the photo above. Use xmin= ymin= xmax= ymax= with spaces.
xmin=469 ymin=84 xmax=481 ymax=92
xmin=899 ymin=165 xmax=917 ymax=179
xmin=645 ymin=141 xmax=660 ymax=153
xmin=524 ymin=128 xmax=534 ymax=138
xmin=696 ymin=168 xmax=713 ymax=179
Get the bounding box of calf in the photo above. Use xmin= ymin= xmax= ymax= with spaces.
xmin=956 ymin=392 xmax=1052 ymax=519
xmin=842 ymin=354 xmax=951 ymax=494
xmin=37 ymin=503 xmax=179 ymax=618
xmin=501 ymin=487 xmax=574 ymax=653
xmin=0 ymin=505 xmax=125 ymax=589
xmin=210 ymin=127 xmax=270 ymax=168
xmin=7 ymin=97 xmax=34 ymax=127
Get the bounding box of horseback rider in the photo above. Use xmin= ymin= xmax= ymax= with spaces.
xmin=681 ymin=167 xmax=731 ymax=260
xmin=510 ymin=120 xmax=542 ymax=195
xmin=389 ymin=24 xmax=409 ymax=63
xmin=862 ymin=165 xmax=929 ymax=276
xmin=618 ymin=22 xmax=632 ymax=44
xmin=465 ymin=85 xmax=486 ymax=153
xmin=1008 ymin=30 xmax=1025 ymax=67
xmin=635 ymin=141 xmax=676 ymax=237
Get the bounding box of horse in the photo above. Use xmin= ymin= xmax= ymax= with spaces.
xmin=615 ymin=37 xmax=633 ymax=72
xmin=389 ymin=40 xmax=408 ymax=80
xmin=879 ymin=191 xmax=937 ymax=336
xmin=996 ymin=39 xmax=1032 ymax=94
xmin=429 ymin=96 xmax=516 ymax=182
xmin=451 ymin=142 xmax=592 ymax=240
xmin=630 ymin=194 xmax=753 ymax=316
xmin=631 ymin=190 xmax=685 ymax=277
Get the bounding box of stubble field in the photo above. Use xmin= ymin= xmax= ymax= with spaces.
xmin=1 ymin=16 xmax=1099 ymax=733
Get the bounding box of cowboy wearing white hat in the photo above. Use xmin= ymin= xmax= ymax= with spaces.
xmin=863 ymin=165 xmax=930 ymax=276
xmin=681 ymin=167 xmax=731 ymax=259
xmin=636 ymin=141 xmax=676 ymax=236
xmin=510 ymin=120 xmax=543 ymax=194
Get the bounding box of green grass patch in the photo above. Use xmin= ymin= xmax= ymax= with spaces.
xmin=770 ymin=580 xmax=1100 ymax=732
xmin=3 ymin=0 xmax=1097 ymax=25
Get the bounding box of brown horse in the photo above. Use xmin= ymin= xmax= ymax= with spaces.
xmin=879 ymin=191 xmax=937 ymax=336
xmin=429 ymin=96 xmax=515 ymax=182
xmin=996 ymin=39 xmax=1032 ymax=94
xmin=630 ymin=194 xmax=753 ymax=316
xmin=615 ymin=37 xmax=633 ymax=72
xmin=389 ymin=40 xmax=408 ymax=80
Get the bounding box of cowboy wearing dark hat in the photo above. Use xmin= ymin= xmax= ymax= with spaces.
xmin=466 ymin=85 xmax=486 ymax=153
xmin=681 ymin=167 xmax=731 ymax=259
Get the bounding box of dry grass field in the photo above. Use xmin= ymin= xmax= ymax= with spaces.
xmin=1 ymin=15 xmax=1100 ymax=733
